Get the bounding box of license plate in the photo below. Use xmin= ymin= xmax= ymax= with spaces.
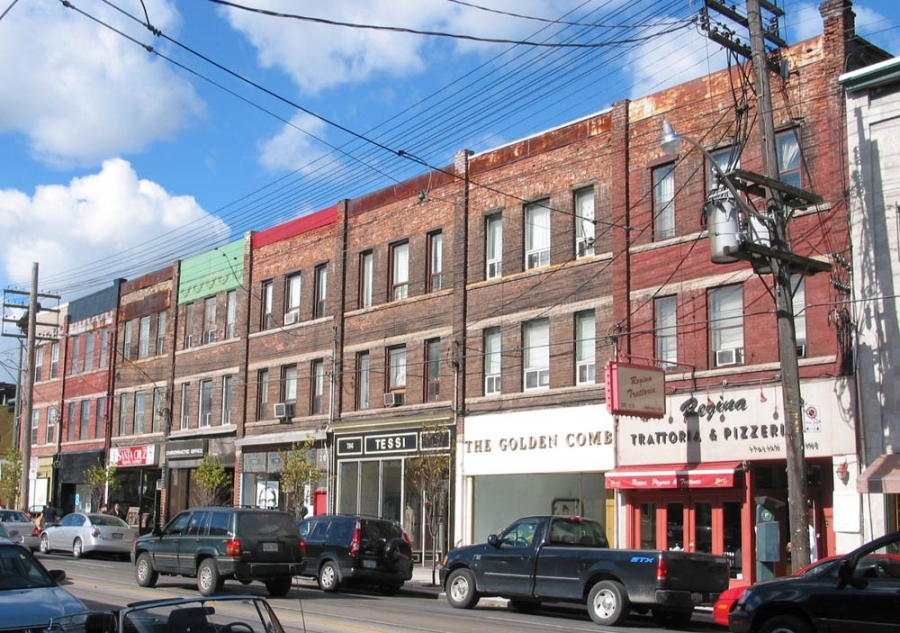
xmin=263 ymin=542 xmax=279 ymax=552
xmin=362 ymin=559 xmax=377 ymax=569
xmin=112 ymin=533 xmax=123 ymax=540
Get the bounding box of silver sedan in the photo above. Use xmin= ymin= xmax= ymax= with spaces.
xmin=0 ymin=509 xmax=41 ymax=551
xmin=40 ymin=512 xmax=137 ymax=559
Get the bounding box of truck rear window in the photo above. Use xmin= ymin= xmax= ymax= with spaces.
xmin=549 ymin=518 xmax=609 ymax=547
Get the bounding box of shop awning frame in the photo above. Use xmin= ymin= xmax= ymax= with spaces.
xmin=857 ymin=454 xmax=900 ymax=494
xmin=605 ymin=461 xmax=744 ymax=490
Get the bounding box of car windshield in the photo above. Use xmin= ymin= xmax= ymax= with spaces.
xmin=0 ymin=545 xmax=53 ymax=590
xmin=238 ymin=512 xmax=297 ymax=537
xmin=89 ymin=514 xmax=129 ymax=527
xmin=0 ymin=510 xmax=30 ymax=523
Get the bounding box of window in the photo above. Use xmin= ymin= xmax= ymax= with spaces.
xmin=710 ymin=286 xmax=745 ymax=366
xmin=311 ymin=360 xmax=325 ymax=414
xmin=427 ymin=231 xmax=443 ymax=292
xmin=71 ymin=335 xmax=81 ymax=374
xmin=485 ymin=214 xmax=503 ymax=278
xmin=222 ymin=375 xmax=233 ymax=425
xmin=67 ymin=402 xmax=76 ymax=441
xmin=184 ymin=302 xmax=195 ymax=348
xmin=31 ymin=410 xmax=39 ymax=445
xmin=47 ymin=406 xmax=57 ymax=444
xmin=285 ymin=273 xmax=301 ymax=324
xmin=359 ymin=251 xmax=374 ymax=308
xmin=525 ymin=199 xmax=551 ymax=269
xmin=34 ymin=347 xmax=43 ymax=382
xmin=200 ymin=380 xmax=213 ymax=426
xmin=388 ymin=346 xmax=407 ymax=390
xmin=655 ymin=296 xmax=678 ymax=371
xmin=425 ymin=338 xmax=441 ymax=401
xmin=357 ymin=352 xmax=370 ymax=409
xmin=777 ymin=129 xmax=801 ymax=189
xmin=575 ymin=187 xmax=595 ymax=258
xmin=156 ymin=311 xmax=167 ymax=354
xmin=653 ymin=164 xmax=675 ymax=240
xmin=484 ymin=327 xmax=501 ymax=395
xmin=575 ymin=311 xmax=596 ymax=385
xmin=134 ymin=391 xmax=145 ymax=434
xmin=152 ymin=387 xmax=163 ymax=433
xmin=523 ymin=318 xmax=550 ymax=390
xmin=225 ymin=291 xmax=237 ymax=339
xmin=118 ymin=394 xmax=128 ymax=436
xmin=282 ymin=365 xmax=297 ymax=402
xmin=792 ymin=275 xmax=807 ymax=356
xmin=256 ymin=369 xmax=269 ymax=421
xmin=50 ymin=342 xmax=59 ymax=378
xmin=138 ymin=315 xmax=151 ymax=359
xmin=80 ymin=400 xmax=90 ymax=439
xmin=261 ymin=280 xmax=273 ymax=330
xmin=123 ymin=320 xmax=134 ymax=360
xmin=314 ymin=264 xmax=327 ymax=318
xmin=95 ymin=397 xmax=105 ymax=438
xmin=99 ymin=328 xmax=109 ymax=369
xmin=203 ymin=297 xmax=217 ymax=344
xmin=390 ymin=242 xmax=409 ymax=300
xmin=709 ymin=146 xmax=740 ymax=191
xmin=84 ymin=332 xmax=95 ymax=371
xmin=180 ymin=384 xmax=190 ymax=430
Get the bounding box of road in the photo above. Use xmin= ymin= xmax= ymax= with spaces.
xmin=36 ymin=552 xmax=726 ymax=633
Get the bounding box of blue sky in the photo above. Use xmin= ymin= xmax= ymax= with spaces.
xmin=0 ymin=0 xmax=896 ymax=373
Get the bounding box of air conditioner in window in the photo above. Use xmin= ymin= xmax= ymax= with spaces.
xmin=284 ymin=309 xmax=299 ymax=325
xmin=485 ymin=374 xmax=501 ymax=395
xmin=796 ymin=344 xmax=806 ymax=357
xmin=273 ymin=402 xmax=295 ymax=419
xmin=715 ymin=348 xmax=744 ymax=367
xmin=383 ymin=392 xmax=404 ymax=407
xmin=487 ymin=261 xmax=502 ymax=279
xmin=576 ymin=238 xmax=595 ymax=258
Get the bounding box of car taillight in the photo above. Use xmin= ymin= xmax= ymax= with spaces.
xmin=300 ymin=540 xmax=306 ymax=556
xmin=402 ymin=530 xmax=412 ymax=548
xmin=91 ymin=528 xmax=101 ymax=538
xmin=350 ymin=522 xmax=361 ymax=556
xmin=226 ymin=539 xmax=241 ymax=556
xmin=657 ymin=556 xmax=668 ymax=583
xmin=32 ymin=526 xmax=41 ymax=537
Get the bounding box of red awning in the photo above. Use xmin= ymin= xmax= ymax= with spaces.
xmin=605 ymin=461 xmax=744 ymax=490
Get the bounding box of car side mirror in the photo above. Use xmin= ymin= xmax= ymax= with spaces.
xmin=837 ymin=559 xmax=855 ymax=588
xmin=487 ymin=534 xmax=501 ymax=548
xmin=49 ymin=569 xmax=67 ymax=583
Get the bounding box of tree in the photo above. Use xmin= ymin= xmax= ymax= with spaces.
xmin=0 ymin=447 xmax=23 ymax=509
xmin=405 ymin=423 xmax=452 ymax=584
xmin=195 ymin=455 xmax=232 ymax=506
xmin=84 ymin=461 xmax=118 ymax=512
xmin=279 ymin=441 xmax=324 ymax=522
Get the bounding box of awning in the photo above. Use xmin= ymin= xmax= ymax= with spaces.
xmin=857 ymin=454 xmax=900 ymax=494
xmin=234 ymin=429 xmax=326 ymax=447
xmin=605 ymin=461 xmax=744 ymax=490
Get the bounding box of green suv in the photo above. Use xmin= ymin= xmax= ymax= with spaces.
xmin=132 ymin=507 xmax=304 ymax=597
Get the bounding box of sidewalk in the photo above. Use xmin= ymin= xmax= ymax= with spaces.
xmin=403 ymin=564 xmax=444 ymax=598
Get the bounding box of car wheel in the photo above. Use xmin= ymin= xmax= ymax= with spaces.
xmin=651 ymin=608 xmax=693 ymax=627
xmin=508 ymin=599 xmax=541 ymax=613
xmin=135 ymin=553 xmax=158 ymax=588
xmin=587 ymin=580 xmax=630 ymax=626
xmin=40 ymin=534 xmax=51 ymax=554
xmin=72 ymin=538 xmax=84 ymax=559
xmin=265 ymin=577 xmax=293 ymax=597
xmin=317 ymin=560 xmax=340 ymax=592
xmin=446 ymin=568 xmax=480 ymax=609
xmin=197 ymin=558 xmax=221 ymax=596
xmin=759 ymin=615 xmax=813 ymax=633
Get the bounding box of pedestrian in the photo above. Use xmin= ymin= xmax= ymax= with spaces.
xmin=110 ymin=502 xmax=123 ymax=519
xmin=99 ymin=503 xmax=108 ymax=514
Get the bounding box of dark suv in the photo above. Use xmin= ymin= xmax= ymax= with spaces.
xmin=132 ymin=507 xmax=304 ymax=597
xmin=298 ymin=514 xmax=413 ymax=594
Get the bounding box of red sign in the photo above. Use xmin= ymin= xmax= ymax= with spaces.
xmin=111 ymin=445 xmax=156 ymax=467
xmin=605 ymin=462 xmax=741 ymax=489
xmin=605 ymin=361 xmax=666 ymax=418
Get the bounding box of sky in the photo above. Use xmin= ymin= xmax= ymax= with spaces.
xmin=0 ymin=0 xmax=897 ymax=374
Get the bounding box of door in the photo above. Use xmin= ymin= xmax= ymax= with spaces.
xmin=477 ymin=517 xmax=540 ymax=596
xmin=178 ymin=511 xmax=209 ymax=573
xmin=154 ymin=511 xmax=191 ymax=572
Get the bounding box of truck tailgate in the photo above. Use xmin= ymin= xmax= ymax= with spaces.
xmin=663 ymin=552 xmax=730 ymax=593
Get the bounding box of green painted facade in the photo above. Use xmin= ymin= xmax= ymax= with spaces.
xmin=178 ymin=239 xmax=244 ymax=305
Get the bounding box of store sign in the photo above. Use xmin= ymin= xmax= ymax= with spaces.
xmin=111 ymin=445 xmax=156 ymax=467
xmin=606 ymin=362 xmax=666 ymax=419
xmin=336 ymin=428 xmax=451 ymax=458
xmin=166 ymin=439 xmax=207 ymax=460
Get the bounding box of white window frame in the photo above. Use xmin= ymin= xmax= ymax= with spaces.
xmin=388 ymin=346 xmax=407 ymax=390
xmin=180 ymin=384 xmax=190 ymax=430
xmin=138 ymin=315 xmax=151 ymax=359
xmin=525 ymin=199 xmax=551 ymax=270
xmin=261 ymin=281 xmax=274 ymax=329
xmin=428 ymin=231 xmax=443 ymax=292
xmin=225 ymin=291 xmax=237 ymax=339
xmin=575 ymin=187 xmax=595 ymax=258
xmin=709 ymin=146 xmax=740 ymax=191
xmin=47 ymin=406 xmax=57 ymax=444
xmin=792 ymin=275 xmax=807 ymax=355
xmin=34 ymin=347 xmax=43 ymax=382
xmin=710 ymin=286 xmax=745 ymax=365
xmin=31 ymin=409 xmax=39 ymax=445
xmin=199 ymin=379 xmax=213 ymax=427
xmin=653 ymin=164 xmax=675 ymax=241
xmin=575 ymin=310 xmax=596 ymax=385
xmin=203 ymin=297 xmax=217 ymax=344
xmin=523 ymin=318 xmax=550 ymax=391
xmin=311 ymin=360 xmax=325 ymax=414
xmin=358 ymin=352 xmax=370 ymax=409
xmin=391 ymin=242 xmax=409 ymax=300
xmin=80 ymin=399 xmax=90 ymax=439
xmin=134 ymin=391 xmax=146 ymax=435
xmin=84 ymin=332 xmax=95 ymax=372
xmin=50 ymin=342 xmax=59 ymax=378
xmin=119 ymin=393 xmax=129 ymax=436
xmin=485 ymin=214 xmax=503 ymax=278
xmin=656 ymin=296 xmax=678 ymax=371
xmin=360 ymin=251 xmax=374 ymax=308
xmin=156 ymin=311 xmax=167 ymax=354
xmin=285 ymin=273 xmax=301 ymax=323
xmin=222 ymin=374 xmax=233 ymax=425
xmin=777 ymin=129 xmax=801 ymax=189
xmin=283 ymin=365 xmax=298 ymax=402
xmin=484 ymin=327 xmax=501 ymax=395
xmin=152 ymin=387 xmax=162 ymax=433
xmin=314 ymin=264 xmax=328 ymax=318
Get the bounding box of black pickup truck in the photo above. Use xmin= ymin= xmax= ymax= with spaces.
xmin=439 ymin=515 xmax=730 ymax=627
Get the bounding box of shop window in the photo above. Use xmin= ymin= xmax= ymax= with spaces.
xmin=640 ymin=503 xmax=657 ymax=549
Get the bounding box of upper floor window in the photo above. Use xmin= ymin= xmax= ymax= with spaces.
xmin=485 ymin=214 xmax=503 ymax=279
xmin=484 ymin=327 xmax=501 ymax=396
xmin=427 ymin=231 xmax=443 ymax=292
xmin=575 ymin=187 xmax=595 ymax=258
xmin=80 ymin=400 xmax=90 ymax=439
xmin=156 ymin=311 xmax=167 ymax=354
xmin=200 ymin=380 xmax=213 ymax=426
xmin=777 ymin=129 xmax=801 ymax=189
xmin=180 ymin=384 xmax=190 ymax=430
xmin=285 ymin=273 xmax=301 ymax=324
xmin=311 ymin=359 xmax=325 ymax=415
xmin=203 ymin=297 xmax=217 ymax=344
xmin=71 ymin=334 xmax=82 ymax=373
xmin=653 ymin=164 xmax=675 ymax=241
xmin=50 ymin=342 xmax=59 ymax=379
xmin=47 ymin=406 xmax=57 ymax=444
xmin=31 ymin=410 xmax=39 ymax=445
xmin=118 ymin=394 xmax=129 ymax=436
xmin=357 ymin=352 xmax=370 ymax=409
xmin=184 ymin=302 xmax=196 ymax=349
xmin=359 ymin=251 xmax=374 ymax=308
xmin=710 ymin=285 xmax=744 ymax=367
xmin=282 ymin=365 xmax=298 ymax=402
xmin=138 ymin=315 xmax=151 ymax=359
xmin=84 ymin=333 xmax=95 ymax=371
xmin=67 ymin=402 xmax=76 ymax=441
xmin=225 ymin=291 xmax=237 ymax=339
xmin=525 ymin=199 xmax=551 ymax=270
xmin=708 ymin=146 xmax=740 ymax=192
xmin=256 ymin=369 xmax=269 ymax=421
xmin=523 ymin=318 xmax=550 ymax=391
xmin=95 ymin=397 xmax=105 ymax=438
xmin=425 ymin=338 xmax=441 ymax=401
xmin=34 ymin=347 xmax=43 ymax=382
xmin=390 ymin=242 xmax=409 ymax=301
xmin=222 ymin=375 xmax=233 ymax=425
xmin=388 ymin=345 xmax=407 ymax=390
xmin=792 ymin=275 xmax=807 ymax=356
xmin=261 ymin=280 xmax=274 ymax=330
xmin=575 ymin=310 xmax=596 ymax=385
xmin=314 ymin=264 xmax=328 ymax=319
xmin=655 ymin=296 xmax=678 ymax=371
xmin=152 ymin=387 xmax=163 ymax=433
xmin=134 ymin=391 xmax=145 ymax=435
xmin=99 ymin=328 xmax=110 ymax=369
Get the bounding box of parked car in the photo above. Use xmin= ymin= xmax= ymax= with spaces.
xmin=132 ymin=506 xmax=305 ymax=596
xmin=0 ymin=509 xmax=40 ymax=551
xmin=729 ymin=530 xmax=900 ymax=633
xmin=40 ymin=512 xmax=137 ymax=559
xmin=297 ymin=514 xmax=414 ymax=594
xmin=0 ymin=524 xmax=25 ymax=546
xmin=0 ymin=537 xmax=86 ymax=633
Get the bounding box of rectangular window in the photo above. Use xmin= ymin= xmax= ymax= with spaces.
xmin=709 ymin=146 xmax=740 ymax=191
xmin=95 ymin=397 xmax=105 ymax=438
xmin=575 ymin=310 xmax=596 ymax=385
xmin=427 ymin=231 xmax=443 ymax=292
xmin=390 ymin=242 xmax=409 ymax=300
xmin=425 ymin=338 xmax=441 ymax=401
xmin=357 ymin=352 xmax=370 ymax=409
xmin=203 ymin=297 xmax=217 ymax=344
xmin=200 ymin=380 xmax=213 ymax=426
xmin=261 ymin=281 xmax=273 ymax=330
xmin=359 ymin=251 xmax=374 ymax=308
xmin=225 ymin=291 xmax=237 ymax=339
xmin=523 ymin=318 xmax=550 ymax=390
xmin=84 ymin=333 xmax=95 ymax=371
xmin=792 ymin=275 xmax=807 ymax=356
xmin=156 ymin=311 xmax=167 ymax=354
xmin=484 ymin=327 xmax=501 ymax=395
xmin=653 ymin=164 xmax=675 ymax=240
xmin=222 ymin=375 xmax=233 ymax=425
xmin=152 ymin=387 xmax=162 ymax=433
xmin=284 ymin=273 xmax=301 ymax=324
xmin=134 ymin=391 xmax=145 ymax=435
xmin=71 ymin=335 xmax=81 ymax=374
xmin=118 ymin=394 xmax=128 ymax=436
xmin=314 ymin=264 xmax=328 ymax=318
xmin=282 ymin=365 xmax=298 ymax=401
xmin=123 ymin=320 xmax=134 ymax=360
xmin=311 ymin=359 xmax=325 ymax=415
xmin=575 ymin=187 xmax=595 ymax=258
xmin=180 ymin=384 xmax=190 ymax=430
xmin=34 ymin=347 xmax=43 ymax=382
xmin=388 ymin=346 xmax=407 ymax=390
xmin=184 ymin=302 xmax=195 ymax=349
xmin=50 ymin=342 xmax=59 ymax=378
xmin=99 ymin=329 xmax=109 ymax=369
xmin=777 ymin=129 xmax=801 ymax=189
xmin=80 ymin=400 xmax=90 ymax=439
xmin=655 ymin=296 xmax=678 ymax=371
xmin=31 ymin=410 xmax=39 ymax=445
xmin=138 ymin=315 xmax=151 ymax=358
xmin=47 ymin=406 xmax=57 ymax=444
xmin=710 ymin=286 xmax=745 ymax=366
xmin=525 ymin=199 xmax=551 ymax=269
xmin=67 ymin=402 xmax=76 ymax=441
xmin=257 ymin=369 xmax=269 ymax=421
xmin=485 ymin=214 xmax=503 ymax=279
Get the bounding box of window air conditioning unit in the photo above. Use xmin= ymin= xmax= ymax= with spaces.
xmin=487 ymin=261 xmax=502 ymax=279
xmin=284 ymin=309 xmax=299 ymax=325
xmin=273 ymin=402 xmax=294 ymax=419
xmin=383 ymin=392 xmax=404 ymax=407
xmin=715 ymin=348 xmax=744 ymax=367
xmin=796 ymin=344 xmax=806 ymax=357
xmin=576 ymin=238 xmax=595 ymax=258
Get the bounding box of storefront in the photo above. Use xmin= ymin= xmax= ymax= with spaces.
xmin=164 ymin=438 xmax=235 ymax=515
xmin=57 ymin=449 xmax=105 ymax=514
xmin=30 ymin=456 xmax=54 ymax=512
xmin=607 ymin=377 xmax=854 ymax=584
xmin=110 ymin=444 xmax=161 ymax=534
xmin=456 ymin=405 xmax=616 ymax=547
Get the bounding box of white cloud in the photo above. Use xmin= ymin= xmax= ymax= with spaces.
xmin=258 ymin=112 xmax=332 ymax=173
xmin=0 ymin=159 xmax=230 ymax=287
xmin=0 ymin=0 xmax=204 ymax=168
